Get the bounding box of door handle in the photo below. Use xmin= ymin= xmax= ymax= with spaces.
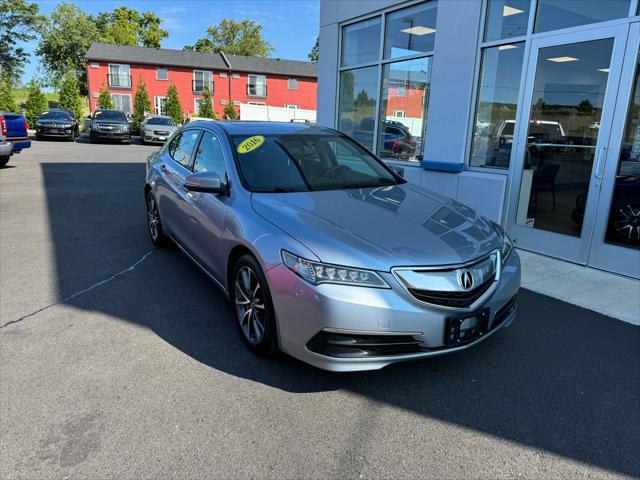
xmin=160 ymin=163 xmax=166 ymax=170
xmin=594 ymin=147 xmax=606 ymax=180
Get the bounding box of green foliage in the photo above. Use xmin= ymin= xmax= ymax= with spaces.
xmin=184 ymin=19 xmax=274 ymax=57
xmin=197 ymin=87 xmax=215 ymax=119
xmin=36 ymin=2 xmax=99 ymax=93
xmin=97 ymin=86 xmax=114 ymax=110
xmin=96 ymin=7 xmax=168 ymax=48
xmin=223 ymin=102 xmax=237 ymax=120
xmin=0 ymin=0 xmax=43 ymax=81
xmin=0 ymin=72 xmax=18 ymax=112
xmin=308 ymin=37 xmax=319 ymax=62
xmin=164 ymin=84 xmax=183 ymax=125
xmin=132 ymin=77 xmax=152 ymax=133
xmin=24 ymin=78 xmax=47 ymax=125
xmin=58 ymin=73 xmax=83 ymax=120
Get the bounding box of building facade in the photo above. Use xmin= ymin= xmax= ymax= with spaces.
xmin=318 ymin=0 xmax=640 ymax=278
xmin=86 ymin=43 xmax=317 ymax=119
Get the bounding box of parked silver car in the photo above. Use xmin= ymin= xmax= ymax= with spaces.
xmin=144 ymin=121 xmax=520 ymax=371
xmin=141 ymin=115 xmax=177 ymax=144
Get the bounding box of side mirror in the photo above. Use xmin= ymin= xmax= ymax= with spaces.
xmin=183 ymin=171 xmax=226 ymax=195
xmin=389 ymin=165 xmax=405 ymax=178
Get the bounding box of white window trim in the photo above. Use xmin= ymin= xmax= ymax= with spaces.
xmin=193 ymin=70 xmax=213 ymax=92
xmin=108 ymin=63 xmax=131 ymax=88
xmin=285 ymin=104 xmax=299 ymax=109
xmin=154 ymin=96 xmax=167 ymax=115
xmin=393 ymin=110 xmax=405 ymax=117
xmin=156 ymin=67 xmax=168 ymax=80
xmin=111 ymin=93 xmax=132 ymax=113
xmin=247 ymin=74 xmax=267 ymax=97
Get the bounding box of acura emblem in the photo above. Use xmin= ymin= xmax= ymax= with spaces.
xmin=458 ymin=269 xmax=474 ymax=291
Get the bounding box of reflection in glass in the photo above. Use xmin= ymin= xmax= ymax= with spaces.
xmin=384 ymin=2 xmax=437 ymax=59
xmin=338 ymin=66 xmax=379 ymax=151
xmin=535 ymin=0 xmax=631 ymax=33
xmin=516 ymin=39 xmax=614 ymax=238
xmin=605 ymin=51 xmax=640 ymax=249
xmin=484 ymin=0 xmax=530 ymax=41
xmin=470 ymin=42 xmax=525 ymax=168
xmin=341 ymin=18 xmax=382 ymax=67
xmin=376 ymin=57 xmax=432 ymax=161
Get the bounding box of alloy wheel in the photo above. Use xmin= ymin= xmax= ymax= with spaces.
xmin=146 ymin=193 xmax=160 ymax=242
xmin=234 ymin=266 xmax=266 ymax=345
xmin=613 ymin=203 xmax=640 ymax=242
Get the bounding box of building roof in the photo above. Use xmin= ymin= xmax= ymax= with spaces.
xmin=86 ymin=43 xmax=317 ymax=78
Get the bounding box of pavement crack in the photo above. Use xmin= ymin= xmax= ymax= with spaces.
xmin=0 ymin=250 xmax=155 ymax=330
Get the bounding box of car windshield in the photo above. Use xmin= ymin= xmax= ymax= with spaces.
xmin=232 ymin=131 xmax=403 ymax=193
xmin=94 ymin=110 xmax=126 ymax=121
xmin=146 ymin=117 xmax=174 ymax=126
xmin=40 ymin=111 xmax=70 ymax=121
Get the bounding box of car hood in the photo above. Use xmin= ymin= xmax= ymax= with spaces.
xmin=251 ymin=183 xmax=501 ymax=271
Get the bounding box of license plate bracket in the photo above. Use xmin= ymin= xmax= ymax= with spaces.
xmin=445 ymin=309 xmax=490 ymax=346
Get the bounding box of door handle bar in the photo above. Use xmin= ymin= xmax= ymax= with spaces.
xmin=594 ymin=146 xmax=606 ymax=180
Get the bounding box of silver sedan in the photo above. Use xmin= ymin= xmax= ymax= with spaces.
xmin=140 ymin=115 xmax=177 ymax=144
xmin=144 ymin=121 xmax=520 ymax=371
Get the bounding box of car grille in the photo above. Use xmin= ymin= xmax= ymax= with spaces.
xmin=153 ymin=130 xmax=170 ymax=135
xmin=97 ymin=124 xmax=122 ymax=132
xmin=42 ymin=123 xmax=68 ymax=128
xmin=408 ymin=275 xmax=496 ymax=308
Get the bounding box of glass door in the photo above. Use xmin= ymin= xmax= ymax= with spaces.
xmin=507 ymin=24 xmax=629 ymax=264
xmin=587 ymin=22 xmax=640 ymax=279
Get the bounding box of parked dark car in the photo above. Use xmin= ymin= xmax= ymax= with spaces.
xmin=89 ymin=110 xmax=131 ymax=143
xmin=380 ymin=122 xmax=417 ymax=159
xmin=0 ymin=113 xmax=31 ymax=168
xmin=35 ymin=110 xmax=79 ymax=141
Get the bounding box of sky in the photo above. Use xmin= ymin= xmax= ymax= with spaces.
xmin=22 ymin=0 xmax=320 ymax=83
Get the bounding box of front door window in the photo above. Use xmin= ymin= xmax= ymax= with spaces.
xmin=515 ymin=38 xmax=614 ymax=238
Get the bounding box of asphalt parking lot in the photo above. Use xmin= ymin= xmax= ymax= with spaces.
xmin=1 ymin=137 xmax=639 ymax=479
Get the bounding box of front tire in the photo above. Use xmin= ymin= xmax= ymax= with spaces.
xmin=145 ymin=190 xmax=168 ymax=247
xmin=232 ymin=255 xmax=278 ymax=357
xmin=0 ymin=156 xmax=9 ymax=168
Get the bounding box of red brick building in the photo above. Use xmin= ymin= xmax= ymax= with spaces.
xmin=85 ymin=43 xmax=317 ymax=118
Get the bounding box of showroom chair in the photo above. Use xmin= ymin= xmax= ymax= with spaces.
xmin=531 ymin=163 xmax=560 ymax=212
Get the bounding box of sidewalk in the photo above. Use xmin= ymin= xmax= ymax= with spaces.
xmin=518 ymin=249 xmax=640 ymax=325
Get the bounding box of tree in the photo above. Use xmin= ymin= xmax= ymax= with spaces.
xmin=36 ymin=2 xmax=100 ymax=93
xmin=197 ymin=87 xmax=215 ymax=119
xmin=132 ymin=77 xmax=152 ymax=133
xmin=223 ymin=103 xmax=237 ymax=120
xmin=184 ymin=19 xmax=274 ymax=57
xmin=0 ymin=0 xmax=43 ymax=81
xmin=58 ymin=72 xmax=83 ymax=119
xmin=0 ymin=72 xmax=18 ymax=112
xmin=24 ymin=78 xmax=47 ymax=126
xmin=97 ymin=86 xmax=114 ymax=110
xmin=164 ymin=84 xmax=183 ymax=125
xmin=308 ymin=36 xmax=319 ymax=62
xmin=96 ymin=7 xmax=168 ymax=48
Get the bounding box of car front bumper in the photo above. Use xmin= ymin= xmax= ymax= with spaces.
xmin=37 ymin=127 xmax=74 ymax=138
xmin=266 ymin=251 xmax=521 ymax=372
xmin=0 ymin=141 xmax=12 ymax=158
xmin=143 ymin=130 xmax=171 ymax=143
xmin=90 ymin=131 xmax=130 ymax=141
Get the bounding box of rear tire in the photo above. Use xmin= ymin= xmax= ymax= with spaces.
xmin=0 ymin=156 xmax=9 ymax=168
xmin=145 ymin=190 xmax=168 ymax=247
xmin=232 ymin=255 xmax=279 ymax=357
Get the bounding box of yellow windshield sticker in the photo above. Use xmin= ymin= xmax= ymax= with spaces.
xmin=237 ymin=135 xmax=265 ymax=154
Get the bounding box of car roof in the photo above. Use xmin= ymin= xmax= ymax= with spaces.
xmin=204 ymin=121 xmax=333 ymax=136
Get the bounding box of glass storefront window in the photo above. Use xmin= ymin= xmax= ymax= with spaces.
xmin=604 ymin=51 xmax=640 ymax=249
xmin=376 ymin=57 xmax=432 ymax=161
xmin=341 ymin=18 xmax=381 ymax=67
xmin=484 ymin=0 xmax=530 ymax=41
xmin=535 ymin=0 xmax=631 ymax=33
xmin=338 ymin=66 xmax=379 ymax=151
xmin=384 ymin=2 xmax=437 ymax=59
xmin=470 ymin=42 xmax=525 ymax=168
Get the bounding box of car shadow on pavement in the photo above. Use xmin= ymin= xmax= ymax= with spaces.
xmin=40 ymin=163 xmax=640 ymax=477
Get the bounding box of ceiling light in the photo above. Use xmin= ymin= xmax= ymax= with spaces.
xmin=547 ymin=56 xmax=579 ymax=63
xmin=498 ymin=44 xmax=518 ymax=50
xmin=400 ymin=26 xmax=436 ymax=36
xmin=598 ymin=67 xmax=610 ymax=73
xmin=503 ymin=5 xmax=524 ymax=16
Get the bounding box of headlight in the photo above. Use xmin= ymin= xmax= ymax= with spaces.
xmin=491 ymin=221 xmax=513 ymax=262
xmin=281 ymin=250 xmax=389 ymax=288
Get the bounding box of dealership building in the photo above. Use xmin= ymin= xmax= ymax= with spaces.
xmin=317 ymin=0 xmax=640 ymax=279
